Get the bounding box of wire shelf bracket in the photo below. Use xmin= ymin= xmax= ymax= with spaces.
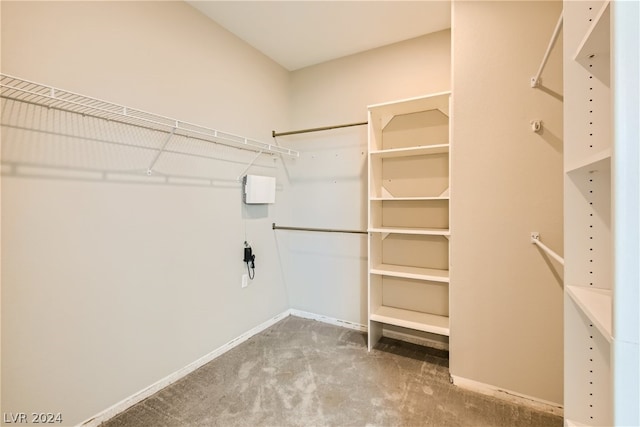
xmin=237 ymin=151 xmax=264 ymax=182
xmin=0 ymin=73 xmax=299 ymax=158
xmin=147 ymin=126 xmax=177 ymax=175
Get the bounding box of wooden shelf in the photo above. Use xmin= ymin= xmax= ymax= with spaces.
xmin=573 ymin=1 xmax=610 ymax=86
xmin=370 ymin=144 xmax=449 ymax=158
xmin=567 ymin=285 xmax=612 ymax=342
xmin=370 ymin=306 xmax=450 ymax=336
xmin=367 ymin=91 xmax=451 ymax=118
xmin=565 ymin=148 xmax=611 ymax=175
xmin=368 ymin=227 xmax=450 ymax=236
xmin=565 ymin=418 xmax=589 ymax=427
xmin=573 ymin=1 xmax=610 ymax=63
xmin=370 ymin=196 xmax=449 ymax=201
xmin=370 ymin=263 xmax=449 ymax=283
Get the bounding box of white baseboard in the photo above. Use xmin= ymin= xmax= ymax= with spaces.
xmin=288 ymin=310 xmax=449 ymax=351
xmin=451 ymin=375 xmax=564 ymax=416
xmin=79 ymin=310 xmax=290 ymax=427
xmin=289 ymin=309 xmax=367 ymax=332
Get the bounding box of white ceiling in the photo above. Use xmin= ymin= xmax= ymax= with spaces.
xmin=187 ymin=1 xmax=451 ymax=71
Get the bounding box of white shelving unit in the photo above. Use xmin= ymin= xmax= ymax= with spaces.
xmin=563 ymin=1 xmax=639 ymax=426
xmin=367 ymin=92 xmax=451 ymax=350
xmin=563 ymin=2 xmax=613 ymax=425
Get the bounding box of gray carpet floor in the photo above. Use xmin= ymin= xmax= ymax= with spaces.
xmin=102 ymin=316 xmax=562 ymax=426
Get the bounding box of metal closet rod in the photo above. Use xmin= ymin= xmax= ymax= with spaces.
xmin=272 ymin=121 xmax=367 ymax=137
xmin=531 ymin=232 xmax=564 ymax=265
xmin=531 ymin=11 xmax=563 ymax=88
xmin=272 ymin=223 xmax=367 ymax=235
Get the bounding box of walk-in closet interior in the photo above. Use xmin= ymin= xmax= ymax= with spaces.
xmin=1 ymin=1 xmax=638 ymax=426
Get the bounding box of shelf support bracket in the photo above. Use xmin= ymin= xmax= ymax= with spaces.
xmin=147 ymin=126 xmax=177 ymax=176
xmin=237 ymin=151 xmax=264 ymax=182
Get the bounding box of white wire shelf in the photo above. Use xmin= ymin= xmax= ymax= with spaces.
xmin=0 ymin=74 xmax=299 ymax=158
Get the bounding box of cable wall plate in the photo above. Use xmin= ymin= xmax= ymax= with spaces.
xmin=243 ymin=174 xmax=276 ymax=204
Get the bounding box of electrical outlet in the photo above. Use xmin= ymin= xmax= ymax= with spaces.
xmin=242 ymin=274 xmax=248 ymax=288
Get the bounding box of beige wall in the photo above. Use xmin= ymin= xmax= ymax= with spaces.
xmin=280 ymin=31 xmax=451 ymax=325
xmin=1 ymin=2 xmax=291 ymax=424
xmin=451 ymin=1 xmax=564 ymax=405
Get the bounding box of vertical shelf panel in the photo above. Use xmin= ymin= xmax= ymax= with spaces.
xmin=564 ymin=296 xmax=612 ymax=425
xmin=563 ymin=1 xmax=616 ymax=425
xmin=563 ymin=1 xmax=612 ymax=165
xmin=565 ymin=164 xmax=612 ymax=291
xmin=368 ymin=274 xmax=384 ymax=351
xmin=611 ymin=1 xmax=640 ymax=425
